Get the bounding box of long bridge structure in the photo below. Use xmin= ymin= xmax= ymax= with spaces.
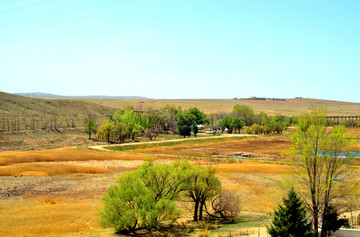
xmin=325 ymin=116 xmax=360 ymax=121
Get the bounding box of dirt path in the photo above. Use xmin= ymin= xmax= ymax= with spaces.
xmin=89 ymin=134 xmax=255 ymax=152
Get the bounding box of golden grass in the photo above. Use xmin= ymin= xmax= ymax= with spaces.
xmin=0 ymin=147 xmax=153 ymax=166
xmin=86 ymin=98 xmax=360 ymax=116
xmin=127 ymin=137 xmax=292 ymax=157
xmin=215 ymin=161 xmax=291 ymax=175
xmin=0 ymin=162 xmax=108 ymax=176
xmin=0 ymin=197 xmax=103 ymax=237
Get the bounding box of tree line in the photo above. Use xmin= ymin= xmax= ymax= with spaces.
xmin=89 ymin=104 xmax=296 ymax=143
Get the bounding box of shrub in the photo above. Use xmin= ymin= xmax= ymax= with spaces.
xmin=100 ymin=167 xmax=181 ymax=233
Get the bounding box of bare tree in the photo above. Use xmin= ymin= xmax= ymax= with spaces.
xmin=206 ymin=190 xmax=241 ymax=220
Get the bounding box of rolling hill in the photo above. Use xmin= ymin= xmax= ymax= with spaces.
xmin=86 ymin=98 xmax=360 ymax=116
xmin=15 ymin=92 xmax=151 ymax=100
xmin=0 ymin=92 xmax=115 ymax=131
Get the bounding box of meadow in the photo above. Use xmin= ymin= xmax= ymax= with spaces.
xmin=0 ymin=135 xmax=296 ymax=236
xmin=1 ymin=130 xmax=359 ymax=236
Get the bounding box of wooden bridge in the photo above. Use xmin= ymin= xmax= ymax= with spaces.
xmin=326 ymin=116 xmax=360 ymax=121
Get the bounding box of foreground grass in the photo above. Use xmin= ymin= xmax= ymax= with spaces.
xmin=0 ymin=147 xmax=155 ymax=176
xmin=0 ymin=197 xmax=103 ymax=237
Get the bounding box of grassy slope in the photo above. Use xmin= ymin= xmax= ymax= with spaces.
xmin=0 ymin=91 xmax=114 ymax=127
xmin=86 ymin=98 xmax=360 ymax=116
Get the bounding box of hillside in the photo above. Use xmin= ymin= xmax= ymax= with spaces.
xmin=86 ymin=98 xmax=360 ymax=116
xmin=16 ymin=92 xmax=151 ymax=100
xmin=0 ymin=92 xmax=115 ymax=131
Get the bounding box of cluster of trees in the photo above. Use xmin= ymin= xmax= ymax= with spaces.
xmin=90 ymin=104 xmax=295 ymax=143
xmin=95 ymin=106 xmax=179 ymax=143
xmin=216 ymin=106 xmax=291 ymax=135
xmin=100 ymin=160 xmax=239 ymax=234
xmin=268 ymin=107 xmax=358 ymax=236
xmin=326 ymin=118 xmax=360 ymax=128
xmin=92 ymin=106 xmax=210 ymax=143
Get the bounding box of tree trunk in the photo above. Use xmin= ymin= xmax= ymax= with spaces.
xmin=199 ymin=201 xmax=205 ymax=220
xmin=313 ymin=210 xmax=319 ymax=236
xmin=194 ymin=201 xmax=199 ymax=221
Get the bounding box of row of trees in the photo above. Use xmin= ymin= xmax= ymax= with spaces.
xmin=100 ymin=160 xmax=239 ymax=234
xmin=92 ymin=106 xmax=209 ymax=142
xmin=0 ymin=117 xmax=76 ymax=133
xmin=89 ymin=104 xmax=295 ymax=143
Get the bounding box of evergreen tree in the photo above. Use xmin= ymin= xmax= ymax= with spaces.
xmin=267 ymin=188 xmax=313 ymax=237
xmin=322 ymin=204 xmax=347 ymax=234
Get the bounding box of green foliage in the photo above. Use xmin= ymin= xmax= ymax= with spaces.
xmin=187 ymin=107 xmax=208 ymax=125
xmin=85 ymin=118 xmax=97 ymax=139
xmin=232 ymin=105 xmax=254 ymax=126
xmin=251 ymin=124 xmax=262 ymax=135
xmin=176 ymin=112 xmax=194 ymax=138
xmin=267 ymin=188 xmax=313 ymax=237
xmin=182 ymin=164 xmax=221 ymax=221
xmin=193 ymin=124 xmax=198 ymax=137
xmin=244 ymin=126 xmax=253 ymax=134
xmin=100 ymin=161 xmax=183 ymax=233
xmin=230 ymin=117 xmax=245 ymax=133
xmin=218 ymin=115 xmax=233 ymax=133
xmin=322 ymin=205 xmax=347 ymax=233
xmin=96 ymin=120 xmax=115 ymax=142
xmin=290 ymin=107 xmax=354 ymax=234
xmin=141 ymin=109 xmax=163 ymax=140
xmin=100 ymin=160 xmax=223 ymax=233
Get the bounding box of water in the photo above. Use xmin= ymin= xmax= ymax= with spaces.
xmin=320 ymin=151 xmax=360 ymax=158
xmin=337 ymin=152 xmax=360 ymax=158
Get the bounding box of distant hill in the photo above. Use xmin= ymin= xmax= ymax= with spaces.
xmin=0 ymin=92 xmax=115 ymax=131
xmin=87 ymin=98 xmax=360 ymax=116
xmin=15 ymin=92 xmax=151 ymax=100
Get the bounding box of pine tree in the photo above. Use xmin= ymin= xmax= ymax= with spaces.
xmin=267 ymin=188 xmax=313 ymax=237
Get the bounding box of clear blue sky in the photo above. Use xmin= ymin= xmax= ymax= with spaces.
xmin=1 ymin=0 xmax=359 ymax=102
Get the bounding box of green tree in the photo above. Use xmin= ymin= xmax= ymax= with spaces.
xmin=141 ymin=109 xmax=162 ymax=140
xmin=187 ymin=107 xmax=208 ymax=125
xmin=183 ymin=165 xmax=221 ymax=221
xmin=100 ymin=172 xmax=180 ymax=233
xmin=232 ymin=105 xmax=254 ymax=126
xmin=291 ymin=107 xmax=355 ymax=236
xmin=101 ymin=161 xmax=186 ymax=234
xmin=176 ymin=112 xmax=193 ymax=138
xmin=218 ymin=115 xmax=233 ymax=133
xmin=85 ymin=118 xmax=96 ymax=139
xmin=267 ymin=188 xmax=313 ymax=237
xmin=97 ymin=120 xmax=115 ymax=142
xmin=322 ymin=204 xmax=347 ymax=234
xmin=193 ymin=124 xmax=199 ymax=137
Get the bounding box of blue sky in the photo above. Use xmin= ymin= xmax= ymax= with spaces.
xmin=1 ymin=0 xmax=359 ymax=102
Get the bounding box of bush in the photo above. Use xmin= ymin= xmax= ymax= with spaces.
xmin=100 ymin=164 xmax=181 ymax=233
xmin=244 ymin=126 xmax=253 ymax=134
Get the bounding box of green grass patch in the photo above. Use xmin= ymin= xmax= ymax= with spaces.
xmin=105 ymin=136 xmax=250 ymax=152
xmin=207 ymin=214 xmax=272 ymax=235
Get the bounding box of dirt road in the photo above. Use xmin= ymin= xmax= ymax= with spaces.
xmin=89 ymin=134 xmax=255 ymax=152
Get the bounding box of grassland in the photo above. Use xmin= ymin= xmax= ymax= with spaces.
xmin=1 ymin=123 xmax=360 ymax=236
xmin=0 ymin=91 xmax=114 ymax=131
xmin=86 ymin=98 xmax=360 ymax=116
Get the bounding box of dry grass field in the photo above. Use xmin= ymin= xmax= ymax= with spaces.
xmin=86 ymin=98 xmax=360 ymax=116
xmin=1 ymin=131 xmax=359 ymax=236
